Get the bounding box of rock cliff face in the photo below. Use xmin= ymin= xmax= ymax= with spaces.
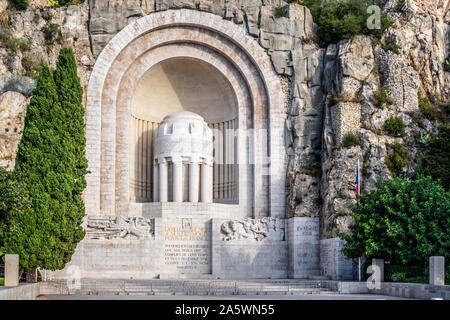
xmin=0 ymin=0 xmax=448 ymax=239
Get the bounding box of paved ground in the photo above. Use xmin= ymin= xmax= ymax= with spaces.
xmin=37 ymin=293 xmax=413 ymax=300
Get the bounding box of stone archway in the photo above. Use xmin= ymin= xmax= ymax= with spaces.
xmin=85 ymin=9 xmax=286 ymax=219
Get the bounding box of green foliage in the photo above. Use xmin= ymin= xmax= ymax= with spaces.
xmin=0 ymin=26 xmax=31 ymax=53
xmin=0 ymin=48 xmax=88 ymax=271
xmin=385 ymin=141 xmax=408 ymax=175
xmin=418 ymin=94 xmax=448 ymax=123
xmin=373 ymin=88 xmax=393 ymax=108
xmin=21 ymin=54 xmax=44 ymax=79
xmin=56 ymin=0 xmax=81 ymax=5
xmin=416 ymin=125 xmax=450 ymax=191
xmin=341 ymin=177 xmax=450 ymax=267
xmin=42 ymin=22 xmax=60 ymax=42
xmin=293 ymin=0 xmax=391 ymax=46
xmin=274 ymin=5 xmax=287 ymax=18
xmin=0 ymin=277 xmax=3 ymax=286
xmin=382 ymin=116 xmax=406 ymax=137
xmin=9 ymin=0 xmax=29 ymax=10
xmin=383 ymin=37 xmax=401 ymax=54
xmin=343 ymin=131 xmax=360 ymax=148
xmin=0 ymin=168 xmax=30 ymax=229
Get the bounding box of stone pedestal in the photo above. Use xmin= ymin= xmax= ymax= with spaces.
xmin=430 ymin=256 xmax=445 ymax=286
xmin=372 ymin=259 xmax=384 ymax=282
xmin=320 ymin=237 xmax=353 ymax=280
xmin=4 ymin=254 xmax=19 ymax=287
xmin=288 ymin=217 xmax=320 ymax=278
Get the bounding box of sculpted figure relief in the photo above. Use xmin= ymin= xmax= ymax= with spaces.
xmin=221 ymin=218 xmax=285 ymax=241
xmin=87 ymin=216 xmax=155 ymax=240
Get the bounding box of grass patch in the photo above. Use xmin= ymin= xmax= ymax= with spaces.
xmin=0 ymin=277 xmax=3 ymax=286
xmin=343 ymin=131 xmax=360 ymax=148
xmin=373 ymin=89 xmax=394 ymax=108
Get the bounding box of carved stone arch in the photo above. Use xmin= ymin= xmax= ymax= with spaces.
xmin=85 ymin=9 xmax=286 ymax=219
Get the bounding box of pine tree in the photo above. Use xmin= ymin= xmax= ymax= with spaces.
xmin=1 ymin=48 xmax=88 ymax=271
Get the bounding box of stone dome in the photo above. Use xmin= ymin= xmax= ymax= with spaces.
xmin=154 ymin=111 xmax=213 ymax=162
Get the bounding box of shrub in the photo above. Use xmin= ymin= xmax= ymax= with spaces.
xmin=343 ymin=131 xmax=360 ymax=148
xmin=382 ymin=116 xmax=406 ymax=137
xmin=10 ymin=0 xmax=29 ymax=10
xmin=373 ymin=89 xmax=394 ymax=108
xmin=21 ymin=54 xmax=43 ymax=79
xmin=275 ymin=5 xmax=286 ymax=18
xmin=42 ymin=22 xmax=60 ymax=42
xmin=416 ymin=125 xmax=450 ymax=190
xmin=385 ymin=141 xmax=408 ymax=175
xmin=294 ymin=0 xmax=391 ymax=46
xmin=383 ymin=37 xmax=402 ymax=54
xmin=418 ymin=94 xmax=447 ymax=122
xmin=341 ymin=177 xmax=450 ymax=267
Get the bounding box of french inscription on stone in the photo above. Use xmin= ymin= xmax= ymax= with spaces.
xmin=163 ymin=219 xmax=211 ymax=273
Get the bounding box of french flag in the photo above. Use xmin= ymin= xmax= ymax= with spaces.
xmin=356 ymin=160 xmax=360 ymax=202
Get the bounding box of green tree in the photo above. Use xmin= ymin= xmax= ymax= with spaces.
xmin=416 ymin=125 xmax=450 ymax=190
xmin=294 ymin=0 xmax=391 ymax=45
xmin=1 ymin=48 xmax=88 ymax=271
xmin=0 ymin=168 xmax=31 ymax=256
xmin=341 ymin=177 xmax=450 ymax=267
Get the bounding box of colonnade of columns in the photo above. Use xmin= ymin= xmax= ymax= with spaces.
xmin=153 ymin=157 xmax=213 ymax=203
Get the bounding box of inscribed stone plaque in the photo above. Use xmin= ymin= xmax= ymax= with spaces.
xmin=163 ymin=217 xmax=211 ymax=274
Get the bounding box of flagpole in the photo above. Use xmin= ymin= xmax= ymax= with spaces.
xmin=357 ymin=159 xmax=361 ymax=281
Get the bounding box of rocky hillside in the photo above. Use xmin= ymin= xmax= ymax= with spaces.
xmin=0 ymin=0 xmax=448 ymax=239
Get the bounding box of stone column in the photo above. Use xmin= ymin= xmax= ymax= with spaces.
xmin=201 ymin=160 xmax=213 ymax=203
xmin=159 ymin=158 xmax=168 ymax=202
xmin=173 ymin=157 xmax=183 ymax=203
xmin=5 ymin=254 xmax=19 ymax=287
xmin=189 ymin=158 xmax=199 ymax=203
xmin=430 ymin=256 xmax=445 ymax=286
xmin=153 ymin=161 xmax=159 ymax=202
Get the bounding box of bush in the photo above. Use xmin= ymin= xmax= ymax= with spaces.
xmin=373 ymin=89 xmax=394 ymax=108
xmin=385 ymin=141 xmax=408 ymax=175
xmin=42 ymin=22 xmax=60 ymax=42
xmin=0 ymin=26 xmax=31 ymax=53
xmin=10 ymin=0 xmax=29 ymax=10
xmin=383 ymin=37 xmax=402 ymax=54
xmin=294 ymin=0 xmax=391 ymax=46
xmin=275 ymin=6 xmax=287 ymax=18
xmin=382 ymin=116 xmax=406 ymax=137
xmin=343 ymin=131 xmax=360 ymax=148
xmin=341 ymin=177 xmax=450 ymax=267
xmin=418 ymin=94 xmax=448 ymax=122
xmin=21 ymin=54 xmax=43 ymax=79
xmin=416 ymin=125 xmax=450 ymax=190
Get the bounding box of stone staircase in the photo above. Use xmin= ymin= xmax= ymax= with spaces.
xmin=56 ymin=279 xmax=337 ymax=296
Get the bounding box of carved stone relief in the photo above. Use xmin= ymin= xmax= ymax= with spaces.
xmin=86 ymin=216 xmax=155 ymax=240
xmin=221 ymin=218 xmax=286 ymax=241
